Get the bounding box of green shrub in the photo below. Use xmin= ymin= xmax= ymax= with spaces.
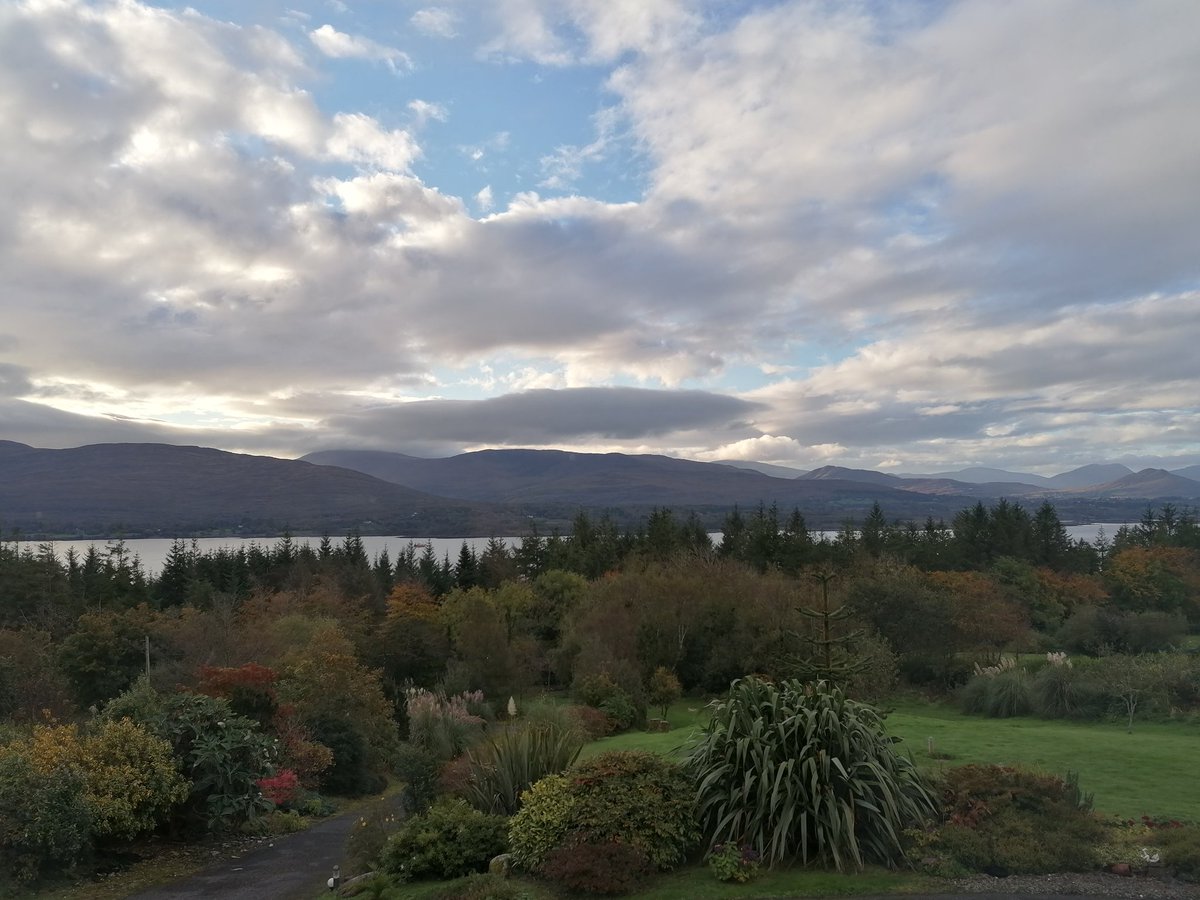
xmin=379 ymin=798 xmax=507 ymax=882
xmin=405 ymin=688 xmax=487 ymax=761
xmin=569 ymin=704 xmax=613 ymax=738
xmin=598 ymin=692 xmax=639 ymax=731
xmin=959 ymin=674 xmax=992 ymax=715
xmin=308 ymin=715 xmax=387 ymax=798
xmin=960 ymin=669 xmax=1032 ymax=718
xmin=522 ymin=698 xmax=583 ymax=736
xmin=260 ymin=809 xmax=307 ymax=835
xmin=160 ymin=693 xmax=276 ymax=832
xmin=928 ymin=765 xmax=1104 ymax=875
xmin=541 ymin=840 xmax=654 ymax=895
xmin=103 ymin=683 xmax=276 ymax=833
xmin=507 ymin=774 xmax=576 ymax=872
xmin=686 ymin=677 xmax=936 ymax=871
xmin=343 ymin=798 xmax=404 ymax=876
xmin=1031 ymin=664 xmax=1078 ymax=718
xmin=392 ymin=741 xmax=440 ymax=814
xmin=1159 ymin=825 xmax=1200 ymax=882
xmin=463 ymin=722 xmax=582 ymax=815
xmin=574 ymin=673 xmax=644 ymax=731
xmin=0 ymin=751 xmax=92 ymax=884
xmin=509 ymin=752 xmax=697 ymax=872
xmin=707 ymin=842 xmax=762 ymax=883
xmin=647 ymin=667 xmax=683 ymax=720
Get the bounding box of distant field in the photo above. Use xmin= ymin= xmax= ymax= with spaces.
xmin=581 ymin=697 xmax=1200 ymax=821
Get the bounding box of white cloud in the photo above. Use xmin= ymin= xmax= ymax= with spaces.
xmin=0 ymin=0 xmax=1197 ymax=474
xmin=309 ymin=24 xmax=411 ymax=71
xmin=326 ymin=113 xmax=420 ymax=171
xmin=410 ymin=7 xmax=458 ymax=38
xmin=407 ymin=99 xmax=448 ymax=126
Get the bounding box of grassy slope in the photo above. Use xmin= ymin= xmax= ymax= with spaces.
xmin=882 ymin=700 xmax=1200 ymax=821
xmin=582 ymin=697 xmax=1200 ymax=821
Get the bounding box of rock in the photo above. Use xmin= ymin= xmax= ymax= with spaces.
xmin=489 ymin=853 xmax=513 ymax=878
xmin=1109 ymin=862 xmax=1132 ymax=876
xmin=647 ymin=718 xmax=672 ymax=733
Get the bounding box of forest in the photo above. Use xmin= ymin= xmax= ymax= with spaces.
xmin=1 ymin=499 xmax=1198 ymax=894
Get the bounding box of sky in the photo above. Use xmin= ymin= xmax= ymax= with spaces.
xmin=1 ymin=0 xmax=1198 ymax=475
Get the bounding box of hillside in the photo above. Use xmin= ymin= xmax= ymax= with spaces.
xmin=301 ymin=448 xmax=978 ymax=522
xmin=0 ymin=442 xmax=521 ymax=537
xmin=1072 ymin=468 xmax=1200 ymax=499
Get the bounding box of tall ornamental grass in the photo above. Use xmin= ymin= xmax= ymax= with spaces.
xmin=686 ymin=677 xmax=936 ymax=871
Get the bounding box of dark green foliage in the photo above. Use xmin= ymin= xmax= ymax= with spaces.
xmin=378 ymin=798 xmax=507 ymax=882
xmin=927 ymin=765 xmax=1104 ymax=875
xmin=159 ymin=694 xmax=276 ymax=832
xmin=960 ymin=669 xmax=1033 ymax=718
xmin=463 ymin=723 xmax=582 ymax=815
xmin=104 ymin=683 xmax=275 ymax=833
xmin=706 ymin=842 xmax=762 ymax=883
xmin=541 ymin=840 xmax=654 ymax=895
xmin=1057 ymin=605 xmax=1187 ymax=655
xmin=508 ymin=751 xmax=698 ymax=873
xmin=1158 ymin=825 xmax=1200 ymax=882
xmin=574 ymin=673 xmax=642 ymax=732
xmin=308 ymin=715 xmax=386 ymax=797
xmin=646 ymin=666 xmax=682 ymax=720
xmin=0 ymin=751 xmax=92 ymax=884
xmin=686 ymin=677 xmax=936 ymax=871
xmin=342 ymin=797 xmax=404 ymax=876
xmin=58 ymin=610 xmax=149 ymax=707
xmin=1031 ymin=664 xmax=1078 ymax=718
xmin=392 ymin=742 xmax=441 ymax=814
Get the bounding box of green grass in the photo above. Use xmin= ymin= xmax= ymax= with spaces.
xmin=882 ymin=700 xmax=1200 ymax=821
xmin=577 ymin=695 xmax=1200 ymax=822
xmin=578 ymin=699 xmax=708 ymax=760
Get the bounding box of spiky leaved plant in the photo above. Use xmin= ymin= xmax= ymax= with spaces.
xmin=686 ymin=677 xmax=935 ymax=871
xmin=463 ymin=722 xmax=582 ymax=815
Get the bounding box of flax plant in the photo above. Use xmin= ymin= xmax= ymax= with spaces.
xmin=464 ymin=722 xmax=583 ymax=815
xmin=686 ymin=677 xmax=936 ymax=871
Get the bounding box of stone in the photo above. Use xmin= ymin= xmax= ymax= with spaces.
xmin=489 ymin=853 xmax=513 ymax=878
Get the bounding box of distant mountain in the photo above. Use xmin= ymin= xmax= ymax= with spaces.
xmin=712 ymin=459 xmax=809 ymax=479
xmin=0 ymin=442 xmax=519 ymax=536
xmin=799 ymin=464 xmax=1042 ymax=498
xmin=6 ymin=441 xmax=1182 ymax=538
xmin=1172 ymin=464 xmax=1200 ymax=481
xmin=303 ymin=448 xmax=959 ymax=520
xmin=1073 ymin=469 xmax=1200 ymax=499
xmin=1045 ymin=464 xmax=1135 ymax=490
xmin=903 ymin=466 xmax=1052 ymax=487
xmin=799 ymin=465 xmax=903 ymax=486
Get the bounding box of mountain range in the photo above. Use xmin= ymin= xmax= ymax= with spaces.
xmin=2 ymin=440 xmax=1197 ymax=538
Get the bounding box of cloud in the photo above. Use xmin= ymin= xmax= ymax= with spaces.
xmin=0 ymin=1 xmax=1197 ymax=475
xmin=309 ymin=24 xmax=411 ymax=71
xmin=407 ymin=99 xmax=448 ymax=127
xmin=321 ymin=387 xmax=762 ymax=447
xmin=410 ymin=7 xmax=457 ymax=39
xmin=477 ymin=0 xmax=697 ymax=65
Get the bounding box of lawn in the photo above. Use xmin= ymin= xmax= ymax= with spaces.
xmin=882 ymin=700 xmax=1200 ymax=821
xmin=581 ymin=696 xmax=1200 ymax=822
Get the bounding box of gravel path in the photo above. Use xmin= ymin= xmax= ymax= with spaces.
xmin=124 ymin=793 xmax=406 ymax=900
xmin=946 ymin=872 xmax=1199 ymax=898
